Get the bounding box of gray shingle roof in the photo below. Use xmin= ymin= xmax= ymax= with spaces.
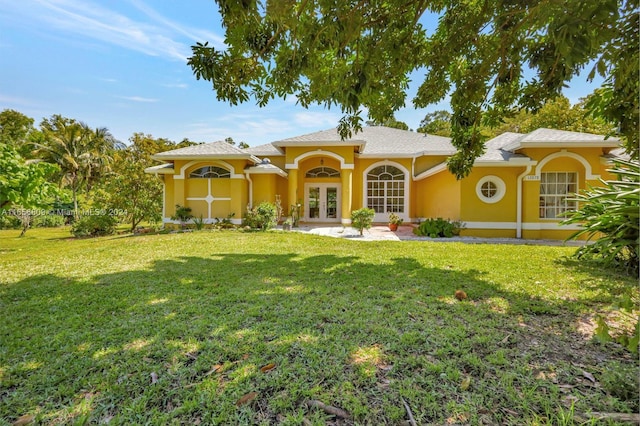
xmin=153 ymin=141 xmax=256 ymax=159
xmin=271 ymin=126 xmax=455 ymax=156
xmin=521 ymin=128 xmax=617 ymax=142
xmin=501 ymin=128 xmax=620 ymax=151
xmin=244 ymin=143 xmax=283 ymax=156
xmin=484 ymin=132 xmax=525 ymax=150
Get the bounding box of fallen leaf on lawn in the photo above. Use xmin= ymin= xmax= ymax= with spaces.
xmin=12 ymin=415 xmax=34 ymax=426
xmin=377 ymin=378 xmax=391 ymax=389
xmin=242 ymin=354 xmax=250 ymax=360
xmin=500 ymin=333 xmax=512 ymax=344
xmin=582 ymin=370 xmax=596 ymax=383
xmin=460 ymin=376 xmax=472 ymax=391
xmin=563 ymin=395 xmax=579 ymax=407
xmin=502 ymin=408 xmax=519 ymax=416
xmin=377 ymin=364 xmax=393 ymax=371
xmin=204 ymin=364 xmax=223 ymax=375
xmin=150 ymin=372 xmax=158 ymax=384
xmin=236 ymin=391 xmax=258 ymax=406
xmin=260 ymin=363 xmax=276 ymax=373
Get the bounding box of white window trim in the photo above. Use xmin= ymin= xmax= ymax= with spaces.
xmin=539 ymin=171 xmax=579 ymax=220
xmin=476 ymin=175 xmax=506 ymax=204
xmin=362 ymin=160 xmax=410 ymax=222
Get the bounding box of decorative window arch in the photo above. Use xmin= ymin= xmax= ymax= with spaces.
xmin=363 ymin=162 xmax=409 ymax=221
xmin=189 ymin=166 xmax=231 ymax=178
xmin=305 ymin=167 xmax=340 ymax=178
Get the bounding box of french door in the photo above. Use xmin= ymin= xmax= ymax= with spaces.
xmin=305 ymin=184 xmax=341 ymax=222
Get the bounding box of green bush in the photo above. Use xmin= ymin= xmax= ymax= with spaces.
xmin=0 ymin=214 xmax=21 ymax=229
xmin=32 ymin=214 xmax=65 ymax=228
xmin=563 ymin=159 xmax=639 ymax=276
xmin=243 ymin=202 xmax=277 ymax=230
xmin=71 ymin=214 xmax=118 ymax=237
xmin=351 ymin=208 xmax=375 ymax=236
xmin=171 ymin=204 xmax=193 ymax=227
xmin=414 ymin=218 xmax=463 ymax=238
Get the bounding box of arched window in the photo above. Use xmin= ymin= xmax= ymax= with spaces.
xmin=305 ymin=167 xmax=340 ymax=178
xmin=366 ymin=165 xmax=405 ymax=213
xmin=189 ymin=166 xmax=230 ymax=178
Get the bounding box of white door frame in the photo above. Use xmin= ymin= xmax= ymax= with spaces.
xmin=304 ymin=183 xmax=341 ymax=222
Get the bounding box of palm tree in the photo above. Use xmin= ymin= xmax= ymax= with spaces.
xmin=34 ymin=115 xmax=121 ymax=216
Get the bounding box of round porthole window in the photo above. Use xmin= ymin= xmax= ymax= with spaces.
xmin=476 ymin=176 xmax=505 ymax=203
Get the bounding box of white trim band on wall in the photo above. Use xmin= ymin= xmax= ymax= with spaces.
xmin=464 ymin=221 xmax=583 ymax=230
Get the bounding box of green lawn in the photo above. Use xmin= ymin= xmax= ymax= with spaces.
xmin=0 ymin=228 xmax=637 ymax=425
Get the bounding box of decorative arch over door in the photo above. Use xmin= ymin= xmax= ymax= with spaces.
xmin=363 ymin=161 xmax=409 ymax=222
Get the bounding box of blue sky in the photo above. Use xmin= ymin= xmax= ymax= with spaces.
xmin=0 ymin=1 xmax=602 ymax=146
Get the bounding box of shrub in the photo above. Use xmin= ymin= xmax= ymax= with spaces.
xmin=562 ymin=159 xmax=639 ymax=276
xmin=32 ymin=214 xmax=65 ymax=228
xmin=0 ymin=214 xmax=21 ymax=229
xmin=351 ymin=208 xmax=375 ymax=236
xmin=171 ymin=204 xmax=193 ymax=227
xmin=71 ymin=214 xmax=117 ymax=237
xmin=244 ymin=202 xmax=277 ymax=230
xmin=414 ymin=218 xmax=463 ymax=238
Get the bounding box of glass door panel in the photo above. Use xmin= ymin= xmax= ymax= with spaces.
xmin=326 ymin=187 xmax=337 ymax=219
xmin=308 ymin=186 xmax=320 ymax=219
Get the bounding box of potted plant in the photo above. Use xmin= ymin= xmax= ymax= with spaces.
xmin=388 ymin=212 xmax=403 ymax=231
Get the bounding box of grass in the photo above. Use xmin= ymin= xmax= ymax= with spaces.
xmin=0 ymin=228 xmax=638 ymax=425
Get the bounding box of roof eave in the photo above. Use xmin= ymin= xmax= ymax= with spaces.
xmin=144 ymin=164 xmax=175 ymax=174
xmin=516 ymin=141 xmax=621 ymax=148
xmin=473 ymin=159 xmax=537 ymax=167
xmin=150 ymin=154 xmax=260 ymax=162
xmin=356 ymin=150 xmax=455 ymax=159
xmin=244 ymin=167 xmax=288 ymax=178
xmin=273 ymin=140 xmax=366 ymax=151
xmin=413 ymin=162 xmax=448 ymax=181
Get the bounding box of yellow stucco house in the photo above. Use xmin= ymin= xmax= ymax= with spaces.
xmin=146 ymin=126 xmax=623 ymax=240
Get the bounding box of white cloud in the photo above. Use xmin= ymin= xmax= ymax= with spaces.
xmin=117 ymin=96 xmax=159 ymax=103
xmin=293 ymin=111 xmax=341 ymax=128
xmin=2 ymin=0 xmax=224 ymax=62
xmin=161 ymin=83 xmax=189 ymax=89
xmin=130 ymin=0 xmax=226 ymax=49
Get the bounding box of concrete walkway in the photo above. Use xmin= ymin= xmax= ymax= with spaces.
xmin=282 ymin=224 xmax=586 ymax=246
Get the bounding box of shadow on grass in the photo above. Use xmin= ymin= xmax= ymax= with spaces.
xmin=1 ymin=252 xmax=637 ymax=425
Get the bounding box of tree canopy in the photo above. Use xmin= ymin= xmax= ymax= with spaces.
xmin=417 ymin=110 xmax=452 ymax=136
xmin=189 ymin=0 xmax=638 ymax=178
xmin=34 ymin=115 xmax=123 ymax=215
xmin=0 ymin=143 xmax=59 ymax=211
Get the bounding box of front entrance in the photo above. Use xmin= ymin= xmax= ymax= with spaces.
xmin=305 ymin=183 xmax=341 ymax=222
